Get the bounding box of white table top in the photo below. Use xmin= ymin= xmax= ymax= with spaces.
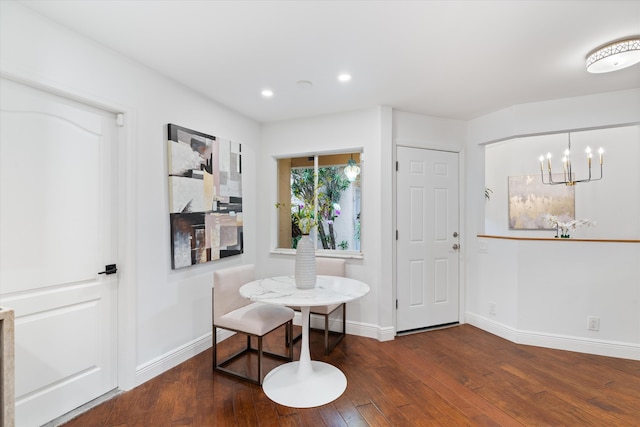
xmin=239 ymin=275 xmax=370 ymax=307
xmin=240 ymin=275 xmax=369 ymax=408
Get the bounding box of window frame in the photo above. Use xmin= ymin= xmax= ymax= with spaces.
xmin=273 ymin=150 xmax=363 ymax=258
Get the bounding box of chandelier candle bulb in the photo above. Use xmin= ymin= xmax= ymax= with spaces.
xmin=538 ymin=133 xmax=604 ymax=186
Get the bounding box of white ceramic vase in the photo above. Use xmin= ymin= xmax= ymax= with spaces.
xmin=295 ymin=234 xmax=316 ymax=289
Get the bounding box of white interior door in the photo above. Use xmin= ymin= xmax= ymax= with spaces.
xmin=0 ymin=78 xmax=118 ymax=426
xmin=396 ymin=146 xmax=459 ymax=332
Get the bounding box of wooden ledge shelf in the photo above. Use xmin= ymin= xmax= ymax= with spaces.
xmin=477 ymin=234 xmax=640 ymax=243
xmin=1 ymin=307 xmax=15 ymax=426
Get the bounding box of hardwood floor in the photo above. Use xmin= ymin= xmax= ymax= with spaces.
xmin=60 ymin=324 xmax=640 ymax=426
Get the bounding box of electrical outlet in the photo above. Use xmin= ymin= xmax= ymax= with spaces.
xmin=587 ymin=316 xmax=600 ymax=331
xmin=489 ymin=301 xmax=497 ymax=315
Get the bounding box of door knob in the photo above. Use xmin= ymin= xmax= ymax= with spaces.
xmin=452 ymin=244 xmax=460 ymax=250
xmin=453 ymin=232 xmax=459 ymax=238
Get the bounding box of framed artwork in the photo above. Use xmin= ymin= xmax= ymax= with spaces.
xmin=167 ymin=124 xmax=243 ymax=269
xmin=508 ymin=174 xmax=574 ymax=230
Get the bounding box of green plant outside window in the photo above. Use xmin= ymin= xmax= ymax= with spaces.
xmin=277 ymin=153 xmax=361 ymax=252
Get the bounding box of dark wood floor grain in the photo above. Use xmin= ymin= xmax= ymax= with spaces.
xmin=60 ymin=324 xmax=640 ymax=426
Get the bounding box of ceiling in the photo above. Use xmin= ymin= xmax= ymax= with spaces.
xmin=20 ymin=0 xmax=640 ymax=124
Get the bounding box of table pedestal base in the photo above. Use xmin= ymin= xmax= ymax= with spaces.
xmin=262 ymin=361 xmax=346 ymax=408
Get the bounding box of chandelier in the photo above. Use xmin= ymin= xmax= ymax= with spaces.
xmin=538 ymin=133 xmax=603 ymax=186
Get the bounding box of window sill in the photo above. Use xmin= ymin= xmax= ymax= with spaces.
xmin=271 ymin=248 xmax=364 ymax=259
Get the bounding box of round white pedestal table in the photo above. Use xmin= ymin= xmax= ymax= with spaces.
xmin=239 ymin=275 xmax=370 ymax=408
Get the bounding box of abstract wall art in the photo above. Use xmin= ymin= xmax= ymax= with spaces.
xmin=167 ymin=124 xmax=243 ymax=269
xmin=508 ymin=174 xmax=575 ymax=229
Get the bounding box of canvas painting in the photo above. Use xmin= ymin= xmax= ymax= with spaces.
xmin=167 ymin=124 xmax=243 ymax=269
xmin=508 ymin=174 xmax=574 ymax=229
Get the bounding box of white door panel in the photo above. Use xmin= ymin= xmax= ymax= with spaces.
xmin=11 ymin=284 xmax=113 ymax=395
xmin=397 ymin=147 xmax=459 ymax=332
xmin=0 ymin=78 xmax=118 ymax=426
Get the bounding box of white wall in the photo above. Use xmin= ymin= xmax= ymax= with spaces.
xmin=485 ymin=125 xmax=640 ymax=239
xmin=393 ymin=110 xmax=467 ymax=150
xmin=471 ymin=237 xmax=640 ymax=360
xmin=467 ymin=89 xmax=640 ymax=146
xmin=257 ymin=107 xmax=394 ymax=340
xmin=1 ymin=1 xmax=260 ymax=387
xmin=255 ymin=109 xmax=468 ymax=340
xmin=466 ymin=89 xmax=640 ymax=360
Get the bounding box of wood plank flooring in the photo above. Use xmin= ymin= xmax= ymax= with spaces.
xmin=60 ymin=324 xmax=640 ymax=426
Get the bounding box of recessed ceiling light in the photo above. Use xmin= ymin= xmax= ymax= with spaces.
xmin=261 ymin=89 xmax=274 ymax=97
xmin=338 ymin=73 xmax=352 ymax=82
xmin=586 ymin=38 xmax=640 ymax=73
xmin=296 ymin=80 xmax=313 ymax=88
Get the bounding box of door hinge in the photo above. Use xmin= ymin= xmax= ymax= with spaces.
xmin=396 ymin=161 xmax=398 ymax=171
xmin=396 ymin=299 xmax=398 ymax=309
xmin=116 ymin=113 xmax=125 ymax=127
xmin=396 ymin=230 xmax=398 ymax=240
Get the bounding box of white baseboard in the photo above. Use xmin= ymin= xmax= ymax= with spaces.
xmin=348 ymin=321 xmax=394 ymax=341
xmin=465 ymin=312 xmax=640 ymax=361
xmin=135 ymin=333 xmax=212 ymax=386
xmin=300 ymin=312 xmax=394 ymax=341
xmin=134 ymin=319 xmax=390 ymax=387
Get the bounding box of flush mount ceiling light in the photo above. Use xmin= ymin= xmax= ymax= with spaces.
xmin=261 ymin=89 xmax=274 ymax=98
xmin=586 ymin=38 xmax=640 ymax=73
xmin=338 ymin=73 xmax=352 ymax=82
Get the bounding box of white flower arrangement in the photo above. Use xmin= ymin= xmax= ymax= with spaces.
xmin=544 ymin=214 xmax=596 ymax=238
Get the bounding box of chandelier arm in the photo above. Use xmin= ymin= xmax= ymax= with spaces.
xmin=539 ymin=134 xmax=604 ymax=186
xmin=572 ymin=177 xmax=591 ymax=184
xmin=590 ymin=164 xmax=604 ymax=181
xmin=541 ymin=171 xmax=565 ymax=185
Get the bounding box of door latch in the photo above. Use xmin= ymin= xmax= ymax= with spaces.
xmin=98 ymin=264 xmax=118 ymax=275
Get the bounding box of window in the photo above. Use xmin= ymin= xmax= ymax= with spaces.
xmin=277 ymin=152 xmax=361 ymax=253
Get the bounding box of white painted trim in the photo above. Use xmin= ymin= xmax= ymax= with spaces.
xmin=116 ymin=109 xmax=137 ymax=391
xmin=135 ymin=333 xmax=212 ymax=386
xmin=299 ymin=312 xmax=391 ymax=341
xmin=466 ymin=312 xmax=640 ymax=361
xmin=464 ymin=312 xmax=520 ymax=343
xmin=134 ymin=319 xmax=390 ymax=386
xmin=395 ymin=140 xmax=462 ymax=153
xmin=376 ymin=326 xmax=396 ymax=342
